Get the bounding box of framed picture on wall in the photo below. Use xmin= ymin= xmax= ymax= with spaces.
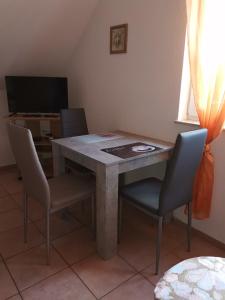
xmin=110 ymin=24 xmax=128 ymax=54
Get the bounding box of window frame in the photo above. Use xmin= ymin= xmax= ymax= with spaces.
xmin=177 ymin=33 xmax=199 ymax=124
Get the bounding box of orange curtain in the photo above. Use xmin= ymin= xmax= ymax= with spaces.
xmin=186 ymin=0 xmax=225 ymax=219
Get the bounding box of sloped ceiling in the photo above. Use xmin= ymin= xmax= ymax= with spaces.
xmin=0 ymin=0 xmax=99 ymax=87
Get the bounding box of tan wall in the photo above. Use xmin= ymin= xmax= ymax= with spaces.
xmin=0 ymin=0 xmax=99 ymax=83
xmin=67 ymin=0 xmax=225 ymax=244
xmin=0 ymin=90 xmax=14 ymax=166
xmin=0 ymin=0 xmax=99 ymax=166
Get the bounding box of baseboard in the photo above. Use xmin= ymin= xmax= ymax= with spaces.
xmin=0 ymin=164 xmax=16 ymax=171
xmin=173 ymin=217 xmax=225 ymax=251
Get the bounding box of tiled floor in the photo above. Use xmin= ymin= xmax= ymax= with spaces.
xmin=0 ymin=167 xmax=225 ymax=299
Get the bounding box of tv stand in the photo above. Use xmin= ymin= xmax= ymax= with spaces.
xmin=7 ymin=113 xmax=61 ymax=178
xmin=8 ymin=113 xmax=60 ymax=121
xmin=21 ymin=114 xmax=42 ymax=118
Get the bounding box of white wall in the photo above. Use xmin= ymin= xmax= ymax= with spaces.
xmin=67 ymin=0 xmax=186 ymax=140
xmin=67 ymin=0 xmax=225 ymax=243
xmin=0 ymin=90 xmax=14 ymax=166
xmin=0 ymin=0 xmax=99 ymax=84
xmin=0 ymin=0 xmax=99 ymax=166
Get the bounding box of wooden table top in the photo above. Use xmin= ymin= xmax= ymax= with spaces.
xmin=52 ymin=131 xmax=173 ymax=166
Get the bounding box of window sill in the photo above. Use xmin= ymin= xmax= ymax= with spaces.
xmin=175 ymin=119 xmax=199 ymax=127
xmin=175 ymin=119 xmax=225 ymax=132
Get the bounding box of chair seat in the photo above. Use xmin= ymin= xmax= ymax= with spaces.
xmin=49 ymin=174 xmax=95 ymax=211
xmin=120 ymin=177 xmax=162 ymax=214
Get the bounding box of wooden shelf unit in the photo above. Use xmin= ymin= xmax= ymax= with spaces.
xmin=7 ymin=113 xmax=60 ymax=121
xmin=7 ymin=114 xmax=61 ymax=178
xmin=7 ymin=113 xmax=61 ymax=138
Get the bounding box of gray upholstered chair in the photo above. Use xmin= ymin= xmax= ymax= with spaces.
xmin=60 ymin=108 xmax=88 ymax=138
xmin=60 ymin=108 xmax=91 ymax=174
xmin=7 ymin=123 xmax=95 ymax=264
xmin=119 ymin=129 xmax=207 ymax=274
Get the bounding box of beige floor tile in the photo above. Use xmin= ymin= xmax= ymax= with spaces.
xmin=119 ymin=210 xmax=182 ymax=271
xmin=0 ymin=260 xmax=18 ymax=299
xmin=53 ymin=228 xmax=95 ymax=265
xmin=1 ymin=168 xmax=225 ymax=299
xmin=123 ymin=204 xmax=155 ymax=231
xmin=0 ymin=195 xmax=18 ymax=213
xmin=11 ymin=193 xmax=44 ymax=221
xmin=22 ymin=268 xmax=95 ymax=300
xmin=118 ymin=227 xmax=156 ymax=271
xmin=173 ymin=235 xmax=225 ymax=260
xmin=0 ymin=186 xmax=8 ymax=198
xmin=27 ymin=200 xmax=44 ymax=222
xmin=6 ymin=245 xmax=67 ymax=291
xmin=102 ymin=274 xmax=155 ymax=300
xmin=10 ymin=193 xmax=23 ymax=207
xmin=161 ymin=233 xmax=184 ymax=254
xmin=68 ymin=201 xmax=92 ymax=226
xmin=7 ymin=295 xmax=22 ymax=300
xmin=163 ymin=220 xmax=188 ymax=243
xmin=0 ymin=209 xmax=24 ymax=233
xmin=0 ymin=223 xmax=43 ymax=259
xmin=73 ymin=254 xmax=135 ymax=298
xmin=141 ymin=253 xmax=182 ymax=286
xmin=0 ymin=169 xmax=18 ymax=185
xmin=121 ymin=212 xmax=154 ymax=245
xmin=2 ymin=179 xmax=23 ymax=194
xmin=35 ymin=212 xmax=82 ymax=240
xmin=120 ymin=211 xmax=186 ymax=274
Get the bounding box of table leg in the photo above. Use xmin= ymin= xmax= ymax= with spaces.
xmin=52 ymin=143 xmax=65 ymax=176
xmin=96 ymin=164 xmax=119 ymax=259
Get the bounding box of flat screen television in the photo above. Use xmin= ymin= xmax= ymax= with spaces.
xmin=5 ymin=76 xmax=68 ymax=113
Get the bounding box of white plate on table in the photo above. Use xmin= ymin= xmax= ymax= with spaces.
xmin=132 ymin=145 xmax=156 ymax=153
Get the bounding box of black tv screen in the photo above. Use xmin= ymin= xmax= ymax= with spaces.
xmin=5 ymin=76 xmax=68 ymax=113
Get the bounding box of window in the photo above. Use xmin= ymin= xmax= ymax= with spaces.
xmin=178 ymin=34 xmax=198 ymax=123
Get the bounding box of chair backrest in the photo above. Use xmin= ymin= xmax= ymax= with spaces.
xmin=159 ymin=128 xmax=207 ymax=216
xmin=60 ymin=108 xmax=88 ymax=138
xmin=7 ymin=123 xmax=50 ymax=208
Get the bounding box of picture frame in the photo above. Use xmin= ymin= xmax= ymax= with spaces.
xmin=110 ymin=24 xmax=128 ymax=54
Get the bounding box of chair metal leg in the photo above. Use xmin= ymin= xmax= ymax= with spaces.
xmin=81 ymin=201 xmax=86 ymax=215
xmin=17 ymin=168 xmax=22 ymax=180
xmin=91 ymin=194 xmax=96 ymax=237
xmin=155 ymin=216 xmax=163 ymax=275
xmin=23 ymin=192 xmax=28 ymax=243
xmin=118 ymin=196 xmax=123 ymax=244
xmin=187 ymin=202 xmax=192 ymax=252
xmin=46 ymin=210 xmax=50 ymax=265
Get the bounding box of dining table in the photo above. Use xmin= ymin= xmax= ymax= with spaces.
xmin=52 ymin=131 xmax=173 ymax=260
